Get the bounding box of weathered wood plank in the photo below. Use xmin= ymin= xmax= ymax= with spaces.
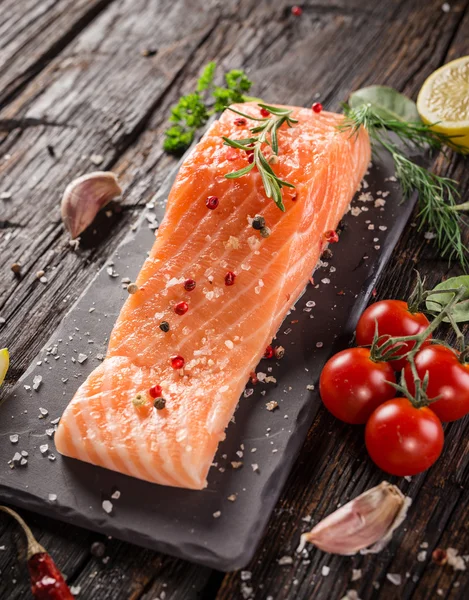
xmin=0 ymin=0 xmax=117 ymax=107
xmin=0 ymin=0 xmax=468 ymax=598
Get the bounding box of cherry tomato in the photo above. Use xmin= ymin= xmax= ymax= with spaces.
xmin=365 ymin=397 xmax=444 ymax=476
xmin=319 ymin=347 xmax=396 ymax=424
xmin=356 ymin=300 xmax=431 ymax=371
xmin=404 ymin=345 xmax=469 ymax=422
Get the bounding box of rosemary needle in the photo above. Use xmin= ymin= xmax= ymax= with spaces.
xmin=222 ymin=104 xmax=298 ymax=211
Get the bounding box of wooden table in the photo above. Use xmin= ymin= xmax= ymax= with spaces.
xmin=0 ymin=0 xmax=468 ymax=598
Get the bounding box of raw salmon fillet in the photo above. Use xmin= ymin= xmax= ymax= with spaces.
xmin=55 ymin=103 xmax=370 ymax=489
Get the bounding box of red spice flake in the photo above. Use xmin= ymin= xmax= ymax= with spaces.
xmin=290 ymin=319 xmax=299 ymax=324
xmin=291 ymin=193 xmax=297 ymax=201
xmin=264 ymin=345 xmax=274 ymax=359
xmin=250 ymin=372 xmax=259 ymax=385
xmin=174 ymin=301 xmax=188 ymax=315
xmin=225 ymin=271 xmax=236 ymax=286
xmin=206 ymin=196 xmax=219 ymax=210
xmin=312 ymin=102 xmax=323 ymax=113
xmin=234 ymin=117 xmax=247 ymax=126
xmin=324 ymin=229 xmax=339 ymax=243
xmin=291 ymin=5 xmax=303 ymax=16
xmin=260 ymin=108 xmax=270 ymax=117
xmin=149 ymin=385 xmax=163 ymax=399
xmin=372 ymin=288 xmax=378 ymax=297
xmin=248 ymin=154 xmax=254 ymax=164
xmin=171 ymin=355 xmax=185 ymax=369
xmin=184 ymin=279 xmax=196 ymax=292
xmin=337 ymin=290 xmax=346 ymax=296
xmin=432 ymin=548 xmax=447 ymax=565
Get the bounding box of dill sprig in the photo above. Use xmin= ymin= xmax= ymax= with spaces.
xmin=222 ymin=104 xmax=298 ymax=211
xmin=163 ymin=62 xmax=253 ymax=154
xmin=340 ymin=103 xmax=468 ymax=268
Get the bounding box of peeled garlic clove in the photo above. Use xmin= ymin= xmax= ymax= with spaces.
xmin=61 ymin=171 xmax=122 ymax=239
xmin=297 ymin=481 xmax=411 ymax=556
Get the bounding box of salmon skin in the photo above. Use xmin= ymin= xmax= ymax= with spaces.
xmin=55 ymin=103 xmax=370 ymax=489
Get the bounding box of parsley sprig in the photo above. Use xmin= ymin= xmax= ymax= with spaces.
xmin=222 ymin=104 xmax=298 ymax=211
xmin=163 ymin=62 xmax=253 ymax=154
xmin=340 ymin=103 xmax=469 ymax=268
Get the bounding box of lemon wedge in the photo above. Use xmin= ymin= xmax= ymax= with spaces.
xmin=417 ymin=56 xmax=469 ymax=152
xmin=0 ymin=348 xmax=9 ymax=387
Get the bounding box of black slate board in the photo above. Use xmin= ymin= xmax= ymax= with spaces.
xmin=0 ymin=146 xmax=417 ymax=571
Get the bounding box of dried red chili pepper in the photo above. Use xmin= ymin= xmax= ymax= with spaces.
xmin=0 ymin=506 xmax=74 ymax=599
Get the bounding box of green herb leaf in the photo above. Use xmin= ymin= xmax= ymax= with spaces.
xmin=196 ymin=61 xmax=216 ymax=92
xmin=349 ymin=85 xmax=421 ymax=123
xmin=212 ymin=69 xmax=253 ymax=113
xmin=224 ymin=162 xmax=255 ymax=178
xmin=426 ymin=276 xmax=469 ymax=323
xmin=222 ymin=105 xmax=297 ymax=211
xmin=340 ymin=102 xmax=469 ymax=269
xmin=164 ymin=62 xmax=253 ymax=154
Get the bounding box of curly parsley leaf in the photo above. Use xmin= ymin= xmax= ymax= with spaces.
xmin=164 ymin=62 xmax=253 ymax=154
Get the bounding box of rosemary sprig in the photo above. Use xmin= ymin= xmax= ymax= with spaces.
xmin=340 ymin=103 xmax=469 ymax=268
xmin=222 ymin=104 xmax=298 ymax=211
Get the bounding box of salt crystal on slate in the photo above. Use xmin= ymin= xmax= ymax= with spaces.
xmin=111 ymin=490 xmax=121 ymax=500
xmin=77 ymin=353 xmax=88 ymax=364
xmin=417 ymin=551 xmax=427 ymax=562
xmin=20 ymin=458 xmax=28 ymax=466
xmin=32 ymin=375 xmax=43 ymax=390
xmin=251 ymin=463 xmax=259 ymax=472
xmin=40 ymin=444 xmax=49 ymax=455
xmin=9 ymin=434 xmax=18 ymax=444
xmin=322 ymin=565 xmax=330 ymax=576
xmin=50 ymin=417 xmax=60 ymax=425
xmin=240 ymin=571 xmax=252 ymax=580
xmin=12 ymin=452 xmax=22 ymax=464
xmin=352 ymin=569 xmax=362 ymax=581
xmin=48 ymin=494 xmax=57 ymax=502
xmin=102 ymin=500 xmax=113 ymax=514
xmin=21 ymin=451 xmax=28 ymax=457
xmin=213 ymin=511 xmax=221 ymax=519
xmin=278 ymin=556 xmax=293 ymax=565
xmin=48 ymin=454 xmax=56 ymax=461
xmin=39 ymin=407 xmax=49 ymax=417
xmin=386 ymin=573 xmax=402 ymax=585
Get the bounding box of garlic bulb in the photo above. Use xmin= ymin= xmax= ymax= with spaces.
xmin=298 ymin=481 xmax=411 ymax=555
xmin=60 ymin=171 xmax=122 ymax=239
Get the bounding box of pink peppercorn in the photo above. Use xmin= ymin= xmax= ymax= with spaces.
xmin=174 ymin=301 xmax=188 ymax=315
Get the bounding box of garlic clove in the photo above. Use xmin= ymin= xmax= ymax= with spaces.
xmin=297 ymin=481 xmax=411 ymax=556
xmin=60 ymin=171 xmax=122 ymax=239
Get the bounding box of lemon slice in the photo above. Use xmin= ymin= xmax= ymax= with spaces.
xmin=417 ymin=56 xmax=469 ymax=152
xmin=0 ymin=348 xmax=9 ymax=386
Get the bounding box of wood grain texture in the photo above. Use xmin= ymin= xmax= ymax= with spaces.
xmin=0 ymin=0 xmax=468 ymax=598
xmin=0 ymin=0 xmax=117 ymax=108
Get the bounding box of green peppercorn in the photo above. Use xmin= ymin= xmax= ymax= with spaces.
xmin=252 ymin=215 xmax=265 ymax=230
xmin=153 ymin=397 xmax=166 ymax=410
xmin=260 ymin=226 xmax=271 ymax=238
xmin=159 ymin=321 xmax=170 ymax=332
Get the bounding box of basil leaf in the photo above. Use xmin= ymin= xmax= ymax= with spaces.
xmin=426 ymin=276 xmax=469 ymax=323
xmin=349 ymin=86 xmax=421 ymax=123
